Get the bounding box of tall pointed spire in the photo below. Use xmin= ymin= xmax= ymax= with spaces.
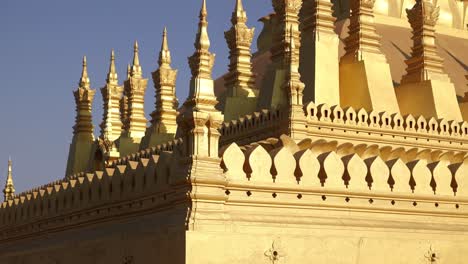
xmin=131 ymin=41 xmax=142 ymax=78
xmin=66 ymin=56 xmax=96 ymax=177
xmin=223 ymin=0 xmax=258 ymax=121
xmin=3 ymin=158 xmax=15 ymax=201
xmin=79 ymin=56 xmax=90 ymax=89
xmin=106 ymin=49 xmax=118 ymax=85
xmin=120 ymin=42 xmax=149 ymax=155
xmin=141 ymin=28 xmax=179 ymax=149
xmin=178 ymin=0 xmax=223 ymax=158
xmin=186 ymin=0 xmax=217 ymax=111
xmin=158 ymin=27 xmax=172 ymax=68
xmin=100 ymin=50 xmax=124 ymax=143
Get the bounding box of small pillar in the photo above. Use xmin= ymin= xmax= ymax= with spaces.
xmin=3 ymin=159 xmax=15 ymax=201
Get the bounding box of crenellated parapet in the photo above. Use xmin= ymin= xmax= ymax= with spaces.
xmin=0 ymin=140 xmax=185 ymax=241
xmin=221 ymin=135 xmax=468 ymax=217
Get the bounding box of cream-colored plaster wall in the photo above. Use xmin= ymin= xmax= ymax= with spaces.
xmin=185 ymin=203 xmax=468 ymax=264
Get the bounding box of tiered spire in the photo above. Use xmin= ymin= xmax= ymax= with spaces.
xmin=396 ymin=0 xmax=462 ymax=121
xmin=258 ymin=0 xmax=303 ymax=109
xmin=224 ymin=0 xmax=256 ymax=98
xmin=222 ymin=0 xmax=259 ymax=121
xmin=185 ymin=0 xmax=218 ymax=112
xmin=73 ymin=56 xmax=96 ymax=136
xmin=3 ymin=158 xmax=15 ymax=201
xmin=401 ymin=0 xmax=445 ymax=84
xmin=130 ymin=41 xmax=142 ymax=78
xmin=339 ymin=0 xmax=399 ymax=113
xmin=178 ymin=0 xmax=223 ymax=158
xmin=299 ymin=0 xmax=340 ymax=105
xmin=342 ymin=0 xmax=383 ymax=61
xmin=100 ymin=50 xmax=124 ymax=142
xmin=121 ymin=41 xmax=149 ymax=147
xmin=65 ymin=56 xmax=96 ymax=177
xmin=142 ymin=28 xmax=179 ymax=148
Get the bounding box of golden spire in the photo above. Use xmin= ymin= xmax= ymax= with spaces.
xmin=401 ymin=0 xmax=445 ymax=84
xmin=178 ymin=0 xmax=223 ymax=159
xmin=127 ymin=64 xmax=131 ymax=79
xmin=342 ymin=0 xmax=383 ymax=61
xmin=158 ymin=27 xmax=172 ymax=68
xmin=130 ymin=41 xmax=142 ymax=78
xmin=3 ymin=158 xmax=15 ymax=201
xmin=79 ymin=56 xmax=90 ymax=89
xmin=224 ymin=0 xmax=256 ymax=98
xmin=100 ymin=50 xmax=124 ymax=142
xmin=106 ymin=49 xmax=118 ymax=85
xmin=122 ymin=41 xmax=148 ymax=143
xmin=66 ymin=57 xmax=96 ymax=176
xmin=142 ymin=27 xmax=179 ymax=148
xmin=188 ymin=0 xmax=215 ymax=81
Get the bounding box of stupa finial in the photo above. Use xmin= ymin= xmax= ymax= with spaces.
xmin=130 ymin=40 xmax=142 ymax=78
xmin=106 ymin=49 xmax=118 ymax=85
xmin=3 ymin=158 xmax=15 ymax=201
xmin=79 ymin=56 xmax=90 ymax=89
xmin=158 ymin=27 xmax=172 ymax=68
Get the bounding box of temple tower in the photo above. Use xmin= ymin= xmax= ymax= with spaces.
xmin=258 ymin=0 xmax=303 ymax=109
xmin=120 ymin=42 xmax=149 ymax=156
xmin=339 ymin=0 xmax=399 ymax=113
xmin=65 ymin=56 xmax=96 ymax=177
xmin=141 ymin=28 xmax=179 ymax=149
xmin=223 ymin=0 xmax=258 ymax=121
xmin=3 ymin=159 xmax=15 ymax=202
xmin=299 ymin=0 xmax=340 ymax=106
xmin=396 ymin=0 xmax=462 ymax=121
xmin=176 ymin=0 xmax=226 ymax=229
xmin=98 ymin=50 xmax=124 ymax=162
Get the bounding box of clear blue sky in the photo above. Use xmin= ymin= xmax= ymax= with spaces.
xmin=0 ymin=0 xmax=272 ymax=193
